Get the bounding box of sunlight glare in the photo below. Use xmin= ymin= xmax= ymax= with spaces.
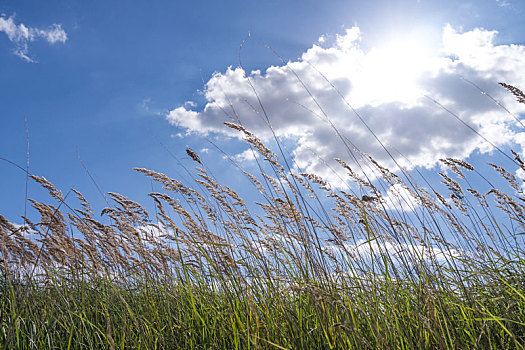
xmin=353 ymin=36 xmax=434 ymax=106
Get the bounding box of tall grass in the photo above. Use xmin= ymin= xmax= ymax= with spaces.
xmin=1 ymin=84 xmax=525 ymax=349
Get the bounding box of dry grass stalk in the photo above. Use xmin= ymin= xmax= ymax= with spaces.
xmin=499 ymin=82 xmax=525 ymax=104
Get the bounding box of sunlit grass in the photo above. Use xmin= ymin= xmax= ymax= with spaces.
xmin=1 ymin=84 xmax=525 ymax=349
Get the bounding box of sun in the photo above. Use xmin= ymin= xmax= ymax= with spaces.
xmin=352 ymin=35 xmax=435 ymax=106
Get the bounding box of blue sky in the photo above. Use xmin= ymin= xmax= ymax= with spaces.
xmin=1 ymin=0 xmax=525 ymax=223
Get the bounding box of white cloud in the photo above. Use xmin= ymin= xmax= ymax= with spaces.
xmin=231 ymin=148 xmax=259 ymax=162
xmin=381 ymin=184 xmax=419 ymax=212
xmin=167 ymin=25 xmax=525 ymax=184
xmin=325 ymin=238 xmax=466 ymax=266
xmin=0 ymin=14 xmax=67 ymax=62
xmin=515 ymin=166 xmax=525 ymax=192
xmin=170 ymin=132 xmax=184 ymax=139
xmin=138 ymin=222 xmax=174 ymax=243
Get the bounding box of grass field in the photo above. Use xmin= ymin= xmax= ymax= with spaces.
xmin=1 ymin=84 xmax=525 ymax=349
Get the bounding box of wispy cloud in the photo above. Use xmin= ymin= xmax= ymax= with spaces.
xmin=0 ymin=14 xmax=67 ymax=62
xmin=496 ymin=0 xmax=510 ymax=7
